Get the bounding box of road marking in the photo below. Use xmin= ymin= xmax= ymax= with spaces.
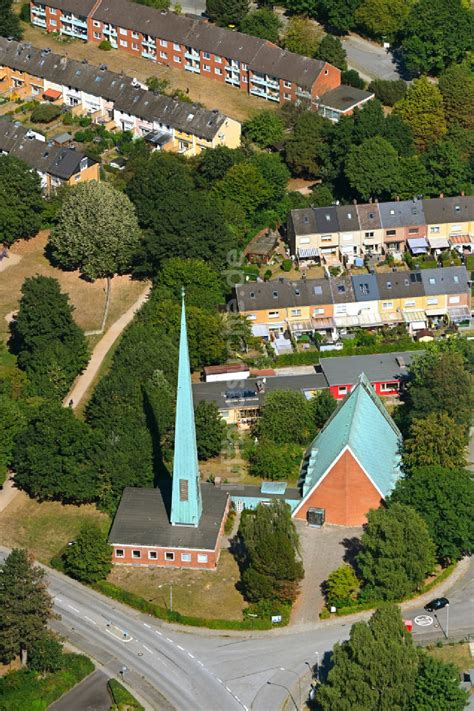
xmin=143 ymin=623 xmax=151 ymax=628
xmin=225 ymin=687 xmax=232 ymax=693
xmin=414 ymin=615 xmax=434 ymax=627
xmin=155 ymin=630 xmax=163 ymax=636
xmin=187 ymin=652 xmax=195 ymax=658
xmin=84 ymin=616 xmax=97 ymax=625
xmin=217 ymin=678 xmax=223 ymax=684
xmin=198 ymin=661 xmax=204 ymax=667
xmin=68 ymin=605 xmax=80 ymax=613
xmin=166 ymin=637 xmax=174 ymax=643
xmin=56 ymin=597 xmax=62 ymax=602
xmin=177 ymin=645 xmax=184 ymax=651
xmin=105 ymin=627 xmax=133 ymax=643
xmin=143 ymin=645 xmax=154 ymax=654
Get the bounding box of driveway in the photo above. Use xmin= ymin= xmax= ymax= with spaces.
xmin=291 ymin=522 xmax=363 ymax=625
xmin=341 ymin=34 xmax=401 ymax=82
xmin=48 ymin=670 xmax=111 ymax=711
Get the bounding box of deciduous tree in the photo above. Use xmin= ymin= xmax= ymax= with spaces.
xmin=317 ymin=0 xmax=361 ymax=35
xmin=402 ymin=412 xmax=467 ymax=471
xmin=400 ymin=0 xmax=474 ymax=76
xmin=258 ymin=390 xmax=314 ymax=444
xmin=63 ymin=524 xmax=112 ymax=583
xmin=439 ymin=64 xmax=474 ymax=130
xmin=49 ymin=181 xmax=142 ymax=315
xmin=0 ymin=549 xmax=53 ymax=664
xmin=315 ymin=34 xmax=347 ymax=70
xmin=285 ymin=112 xmax=331 ymax=178
xmin=28 ymin=633 xmax=63 ymax=673
xmin=195 ymin=401 xmax=226 ymax=460
xmin=154 ymin=258 xmax=223 ymax=310
xmin=325 ymin=564 xmax=359 ymax=608
xmin=390 ymin=466 xmax=474 ymax=564
xmin=0 ymin=395 xmax=26 ymax=486
xmin=283 ymin=15 xmax=322 ymax=56
xmin=311 ymin=389 xmax=337 ymax=429
xmin=345 ymin=136 xmax=400 ymax=200
xmin=411 ymin=653 xmax=469 ymax=710
xmin=240 ymin=8 xmax=281 ymax=42
xmin=355 ymin=0 xmax=413 ymax=41
xmin=356 ymin=503 xmax=435 ymax=601
xmin=394 ymin=77 xmax=447 ymax=151
xmin=423 ymin=139 xmax=470 ymax=196
xmin=206 ymin=0 xmax=249 ymax=25
xmin=243 ymin=110 xmax=285 ymax=148
xmin=13 ymin=403 xmax=101 ymax=503
xmin=0 ymin=155 xmax=42 ymax=246
xmin=368 ymin=79 xmax=407 ymax=107
xmin=248 ymin=440 xmax=303 ymax=480
xmin=0 ymin=0 xmax=22 ymax=40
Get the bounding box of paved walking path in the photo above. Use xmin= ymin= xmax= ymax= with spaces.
xmin=64 ymin=283 xmax=151 ymax=410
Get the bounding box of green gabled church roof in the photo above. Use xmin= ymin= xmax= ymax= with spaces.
xmin=301 ymin=373 xmax=402 ymax=500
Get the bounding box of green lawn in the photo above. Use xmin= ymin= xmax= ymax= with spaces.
xmin=426 ymin=642 xmax=472 ymax=672
xmin=108 ymin=679 xmax=145 ymax=710
xmin=0 ymin=654 xmax=94 ymax=710
xmin=0 ymin=493 xmax=110 ymax=564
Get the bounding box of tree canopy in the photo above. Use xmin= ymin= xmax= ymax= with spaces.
xmin=411 ymin=652 xmax=469 ymax=710
xmin=0 ymin=0 xmax=22 ymax=40
xmin=394 ymin=77 xmax=447 ymax=151
xmin=258 ymin=389 xmax=314 ymax=444
xmin=49 ymin=181 xmax=142 ymax=281
xmin=240 ymin=8 xmax=281 ymax=42
xmin=154 ymin=258 xmax=223 ymax=310
xmin=355 ymin=0 xmax=413 ymax=41
xmin=13 ymin=402 xmax=101 ymax=504
xmin=315 ymin=34 xmax=347 ymax=70
xmin=12 ymin=276 xmax=89 ymax=400
xmin=194 ymin=401 xmax=226 ymax=460
xmin=317 ymin=606 xmax=420 ymax=711
xmin=206 ymin=0 xmax=249 ymax=25
xmin=356 ymin=503 xmax=435 ymax=600
xmin=243 ymin=110 xmax=285 ymax=148
xmin=63 ymin=524 xmax=112 ymax=583
xmin=239 ymin=500 xmax=304 ymax=604
xmin=0 ymin=155 xmax=42 ymax=246
xmin=400 ymin=0 xmax=474 ymax=76
xmin=0 ymin=394 xmax=26 ymax=486
xmin=390 ymin=466 xmax=474 ymax=564
xmin=345 ymin=136 xmax=400 ymax=200
xmin=311 ymin=389 xmax=337 ymax=429
xmin=402 ymin=412 xmax=467 ymax=472
xmin=283 ymin=16 xmax=322 ymax=57
xmin=439 ymin=64 xmax=474 ymax=130
xmin=0 ymin=549 xmax=53 ymax=664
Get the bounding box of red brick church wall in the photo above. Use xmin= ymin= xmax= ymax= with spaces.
xmin=293 ymin=449 xmax=383 ymax=526
xmin=112 ymin=545 xmax=219 ymax=569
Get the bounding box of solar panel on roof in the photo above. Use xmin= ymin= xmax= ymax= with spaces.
xmin=261 ymin=482 xmax=287 ymax=495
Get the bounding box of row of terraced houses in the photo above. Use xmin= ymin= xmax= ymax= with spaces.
xmin=0 ymin=37 xmax=240 ymax=156
xmin=288 ymin=195 xmax=474 ymax=265
xmin=29 ymin=0 xmax=374 ymax=119
xmin=235 ymin=265 xmax=472 ymax=340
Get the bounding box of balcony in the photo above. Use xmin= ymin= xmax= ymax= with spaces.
xmin=185 ymin=50 xmax=199 ymax=60
xmin=142 ymin=50 xmax=156 ymax=60
xmin=32 ymin=16 xmax=46 ymax=27
xmin=185 ymin=63 xmax=200 ymax=74
xmin=250 ymin=74 xmax=265 ymax=85
xmin=103 ymin=26 xmax=117 ymax=37
xmin=62 ymin=14 xmax=87 ymax=28
xmin=267 ymin=78 xmax=279 ymax=89
xmin=142 ymin=37 xmax=156 ymax=47
xmin=225 ymin=76 xmax=240 ymax=87
xmin=249 ymin=85 xmax=266 ymax=98
xmin=60 ymin=24 xmax=87 ymax=39
xmin=31 ymin=5 xmax=46 ymax=15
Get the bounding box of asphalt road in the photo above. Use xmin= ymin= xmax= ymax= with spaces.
xmin=341 ymin=34 xmax=401 ymax=82
xmin=0 ymin=548 xmax=472 ymax=711
xmin=48 ymin=669 xmax=111 ymax=711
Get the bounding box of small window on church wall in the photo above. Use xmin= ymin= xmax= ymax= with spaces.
xmin=132 ymin=550 xmax=141 ymax=558
xmin=148 ymin=551 xmax=157 ymax=559
xmin=181 ymin=552 xmax=191 ymax=562
xmin=179 ymin=479 xmax=188 ymax=501
xmin=115 ymin=549 xmax=124 ymax=557
xmin=197 ymin=554 xmax=208 ymax=563
xmin=165 ymin=552 xmax=175 ymax=561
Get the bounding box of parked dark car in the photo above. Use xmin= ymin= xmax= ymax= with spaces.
xmin=424 ymin=597 xmax=449 ymax=612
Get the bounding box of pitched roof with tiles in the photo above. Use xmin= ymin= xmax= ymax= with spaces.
xmin=0 ymin=38 xmax=231 ymax=141
xmin=300 ymin=374 xmax=402 ymax=501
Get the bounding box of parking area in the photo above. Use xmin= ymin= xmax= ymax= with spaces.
xmin=291 ymin=521 xmax=363 ymax=625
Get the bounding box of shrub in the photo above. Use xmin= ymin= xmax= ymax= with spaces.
xmin=263 ymin=269 xmax=272 ymax=281
xmin=281 ymin=259 xmax=292 ymax=272
xmin=368 ymin=79 xmax=407 ymax=106
xmin=20 ymin=2 xmax=30 ymax=21
xmin=342 ymin=69 xmax=366 ymax=89
xmin=29 ymin=634 xmax=64 ymax=673
xmin=325 ymin=564 xmax=360 ymax=609
xmin=98 ymin=39 xmax=112 ymax=50
xmin=30 ymin=103 xmax=61 ymax=123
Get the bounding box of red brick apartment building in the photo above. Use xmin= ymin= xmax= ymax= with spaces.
xmin=30 ymin=0 xmax=373 ymax=118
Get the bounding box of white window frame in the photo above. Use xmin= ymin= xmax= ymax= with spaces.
xmin=291 ymin=309 xmax=301 ymax=317
xmin=427 ymin=297 xmax=438 ymax=305
xmin=380 ymin=382 xmax=395 ymax=392
xmin=449 ymin=296 xmax=460 ymax=304
xmin=132 ymin=550 xmax=141 ymax=559
xmin=404 ymin=300 xmax=416 ymax=307
xmin=93 ymin=19 xmax=100 ymax=27
xmin=203 ymin=64 xmax=210 ymax=72
xmin=430 ymin=226 xmax=440 ymax=233
xmin=165 ymin=551 xmax=175 ymax=561
xmin=119 ymin=27 xmax=127 ymax=35
xmin=120 ymin=40 xmax=127 ymax=47
xmin=174 ymin=55 xmax=181 ymax=62
xmin=382 ymin=302 xmax=393 ymax=309
xmin=115 ymin=549 xmax=124 ymax=558
xmin=197 ymin=554 xmax=208 ymax=563
xmin=93 ymin=32 xmax=101 ymax=39
xmin=148 ymin=550 xmax=158 ymax=560
xmin=132 ymin=30 xmax=139 ymax=38
xmin=173 ymin=42 xmax=180 ymax=50
xmin=181 ymin=552 xmax=191 ymax=562
xmin=338 ymin=386 xmax=348 ymax=395
xmin=215 ymin=67 xmax=222 ymax=75
xmin=268 ymin=311 xmax=279 ymax=318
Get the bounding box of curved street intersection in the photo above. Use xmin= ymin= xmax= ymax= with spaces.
xmin=1 ymin=548 xmax=472 ymax=710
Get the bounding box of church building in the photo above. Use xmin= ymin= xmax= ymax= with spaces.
xmin=108 ymin=293 xmax=229 ymax=570
xmin=293 ymin=374 xmax=403 ymax=526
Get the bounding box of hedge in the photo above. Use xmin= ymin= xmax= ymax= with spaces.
xmin=275 ymin=340 xmax=425 ymax=367
xmin=320 ymin=562 xmax=457 ymax=618
xmin=94 ymin=580 xmax=275 ymax=630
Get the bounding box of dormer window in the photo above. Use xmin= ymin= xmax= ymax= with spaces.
xmin=250 ymin=291 xmax=255 ymax=298
xmin=455 ymin=205 xmax=460 ymax=212
xmin=386 ymin=281 xmax=392 ymax=288
xmin=369 ymin=212 xmax=374 ymax=219
xmin=325 ymin=214 xmax=330 ymax=221
xmin=337 ymin=285 xmax=345 ymax=293
xmin=272 ymin=291 xmax=278 ymax=298
xmin=303 ymin=215 xmax=309 ymax=224
xmin=347 ymin=212 xmax=352 ymax=219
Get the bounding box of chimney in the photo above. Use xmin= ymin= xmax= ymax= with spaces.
xmin=439 ymin=192 xmax=444 ymax=198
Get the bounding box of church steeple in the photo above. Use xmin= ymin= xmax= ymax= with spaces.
xmin=170 ymin=290 xmax=202 ymax=526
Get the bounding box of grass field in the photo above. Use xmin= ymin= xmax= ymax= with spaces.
xmin=0 ymin=232 xmax=145 ymax=342
xmin=427 ymin=642 xmax=472 ymax=672
xmin=108 ymin=549 xmax=246 ymax=620
xmin=21 ymin=22 xmax=271 ymax=123
xmin=0 ymin=492 xmax=110 ymax=563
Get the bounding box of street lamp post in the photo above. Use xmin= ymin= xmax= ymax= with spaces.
xmin=446 ymin=603 xmax=449 ymax=639
xmin=267 ymin=681 xmax=298 ymax=711
xmin=280 ymin=667 xmax=301 ymax=706
xmin=158 ymin=583 xmax=173 ymax=612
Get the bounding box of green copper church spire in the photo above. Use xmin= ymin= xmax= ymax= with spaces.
xmin=170 ymin=290 xmax=202 ymax=526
